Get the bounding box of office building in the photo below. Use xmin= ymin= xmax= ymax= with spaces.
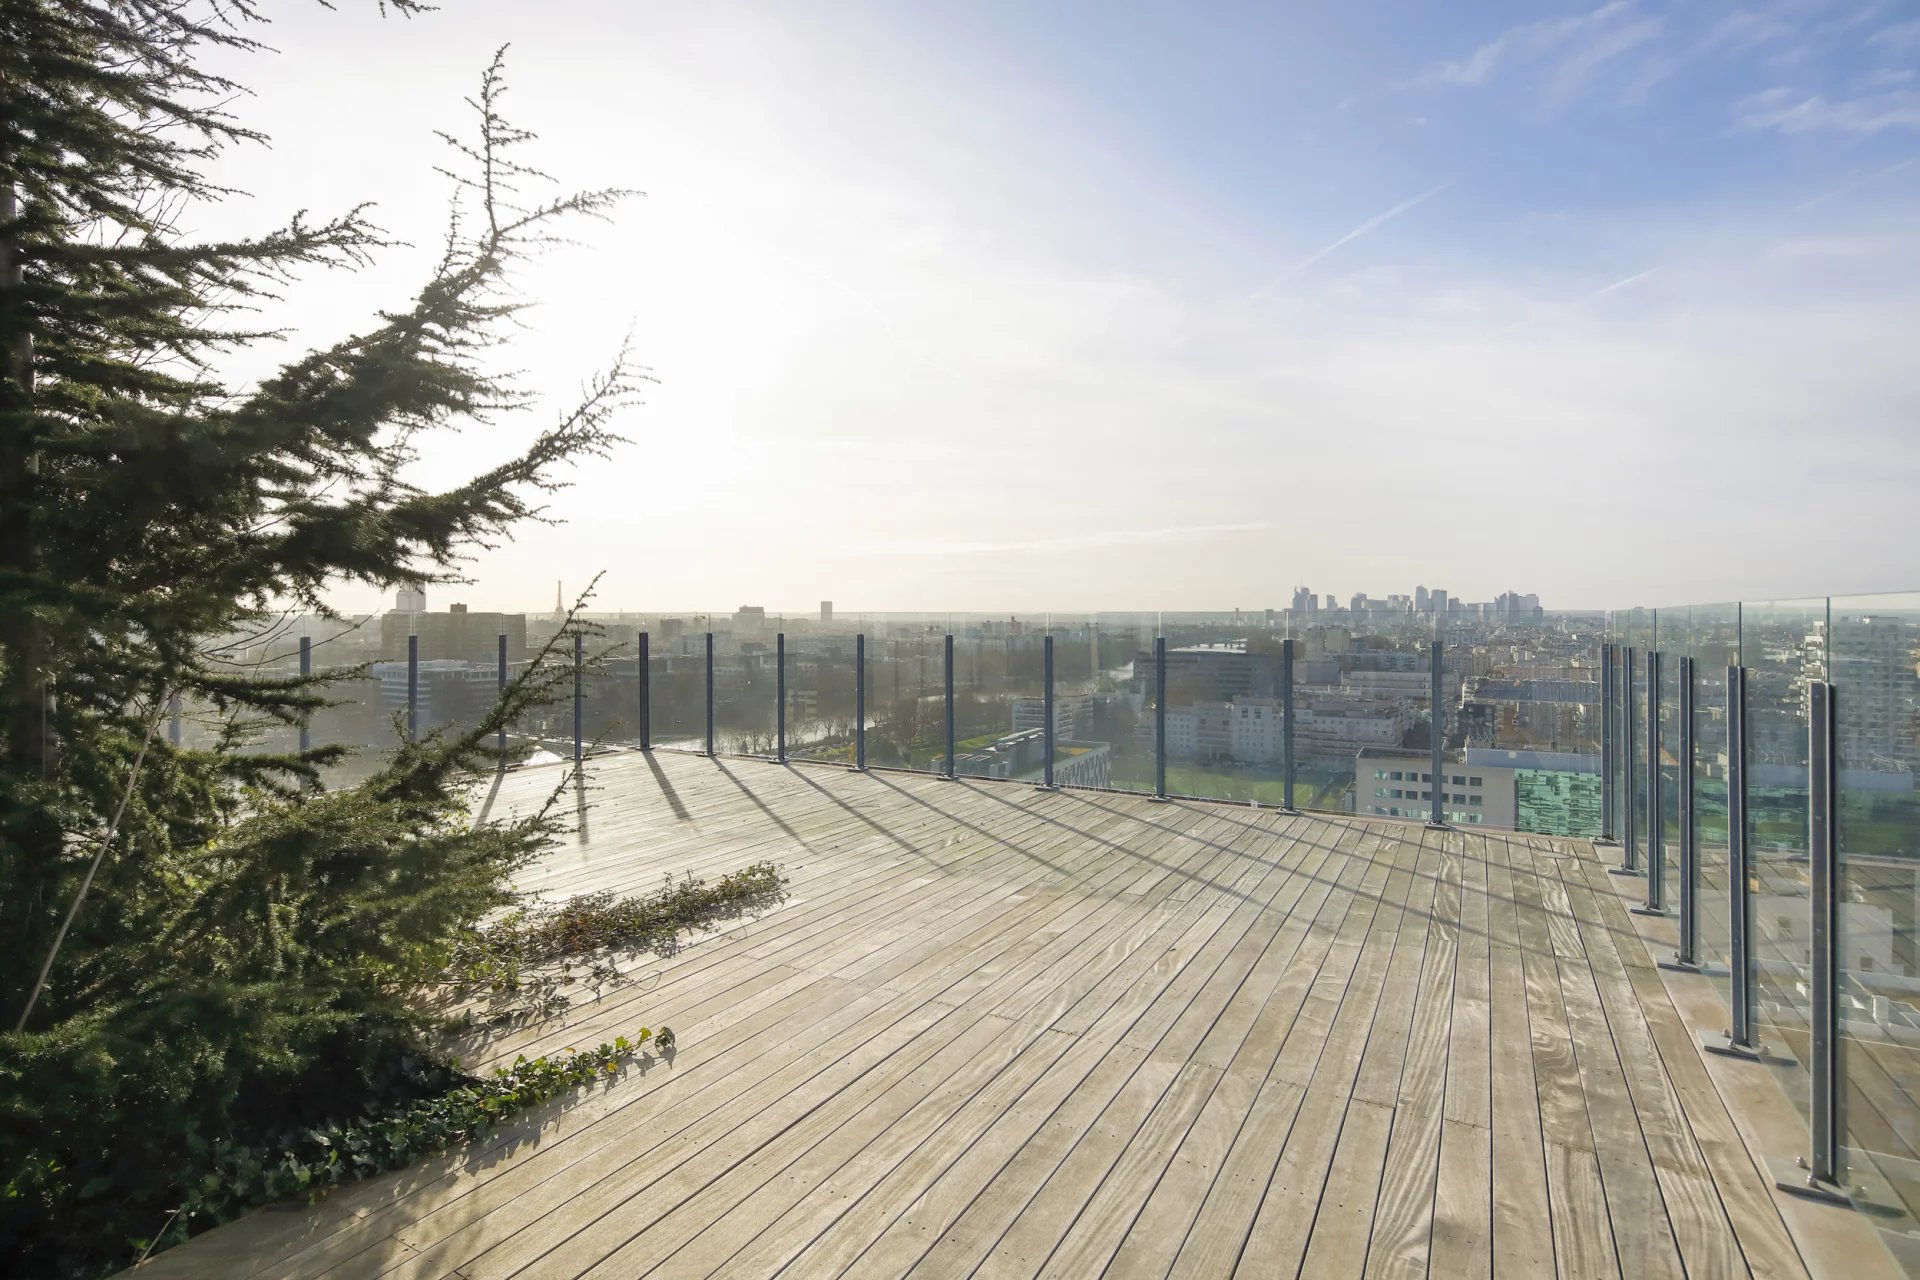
xmin=380 ymin=602 xmax=528 ymax=665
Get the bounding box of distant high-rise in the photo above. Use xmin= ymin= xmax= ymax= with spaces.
xmin=395 ymin=581 xmax=426 ymax=612
xmin=1291 ymin=586 xmax=1315 ymax=614
xmin=1415 ymin=585 xmax=1430 ymax=613
xmin=1350 ymin=593 xmax=1368 ymax=613
xmin=1431 ymin=589 xmax=1450 ymax=615
xmin=821 ymin=600 xmax=833 ymax=624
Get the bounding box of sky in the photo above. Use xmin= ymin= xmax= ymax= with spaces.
xmin=196 ymin=0 xmax=1920 ymax=614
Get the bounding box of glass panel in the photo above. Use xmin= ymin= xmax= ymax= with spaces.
xmin=1687 ymin=603 xmax=1740 ymax=981
xmin=1096 ymin=614 xmax=1164 ymax=796
xmin=867 ymin=615 xmax=948 ymax=773
xmin=1050 ymin=613 xmax=1137 ymax=793
xmin=786 ymin=619 xmax=860 ymax=766
xmin=714 ymin=609 xmax=778 ymax=757
xmin=648 ymin=615 xmax=709 ymax=751
xmin=1346 ymin=611 xmax=1437 ymax=824
xmin=949 ymin=612 xmax=1036 ymax=782
xmin=1743 ymin=596 xmax=1826 ymax=1123
xmin=1830 ymin=591 xmax=1920 ymax=1224
xmin=1492 ymin=611 xmax=1605 ymax=837
xmin=1156 ymin=609 xmax=1290 ymax=806
xmin=1657 ymin=609 xmax=1681 ymax=911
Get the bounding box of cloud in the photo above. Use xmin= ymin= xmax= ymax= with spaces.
xmin=1701 ymin=7 xmax=1799 ymax=56
xmin=1737 ymin=87 xmax=1920 ymax=133
xmin=1870 ymin=19 xmax=1920 ymax=51
xmin=1412 ymin=1 xmax=1638 ymax=89
xmin=1547 ymin=16 xmax=1665 ymax=103
xmin=870 ymin=523 xmax=1272 ymax=557
xmin=1246 ymin=184 xmax=1449 ymax=299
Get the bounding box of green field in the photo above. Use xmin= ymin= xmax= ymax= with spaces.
xmin=1108 ymin=761 xmax=1350 ymax=809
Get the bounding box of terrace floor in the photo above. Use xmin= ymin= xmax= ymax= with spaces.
xmin=135 ymin=751 xmax=1900 ymax=1279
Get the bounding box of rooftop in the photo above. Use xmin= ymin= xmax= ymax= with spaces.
xmin=136 ymin=752 xmax=1898 ymax=1279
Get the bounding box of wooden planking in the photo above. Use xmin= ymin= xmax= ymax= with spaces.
xmin=130 ymin=755 xmax=1868 ymax=1280
xmin=1359 ymin=826 xmax=1462 ymax=1280
xmin=1485 ymin=836 xmax=1556 ymax=1280
xmin=424 ymin=804 xmax=1256 ymax=1280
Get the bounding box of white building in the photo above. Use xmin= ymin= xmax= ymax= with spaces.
xmin=1011 ymin=693 xmax=1092 ymax=740
xmin=1354 ymin=747 xmax=1517 ymax=828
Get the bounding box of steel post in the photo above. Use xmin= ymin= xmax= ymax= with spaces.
xmin=1281 ymin=637 xmax=1296 ymax=811
xmin=855 ymin=633 xmax=867 ymax=770
xmin=1616 ymin=645 xmax=1639 ymax=874
xmin=407 ymin=633 xmax=418 ymax=741
xmin=704 ymin=632 xmax=716 ymax=756
xmin=298 ymin=635 xmax=312 ymax=755
xmin=1600 ymin=641 xmax=1615 ymax=842
xmin=1154 ymin=636 xmax=1167 ymax=801
xmin=638 ymin=631 xmax=650 ymax=749
xmin=1042 ymin=634 xmax=1056 ymax=788
xmin=1428 ymin=639 xmax=1445 ymax=827
xmin=1637 ymin=649 xmax=1666 ymax=914
xmin=943 ymin=634 xmax=956 ymax=778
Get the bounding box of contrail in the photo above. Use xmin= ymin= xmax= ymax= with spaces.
xmin=1585 ymin=265 xmax=1660 ymax=300
xmin=1248 ymin=183 xmax=1450 ymax=300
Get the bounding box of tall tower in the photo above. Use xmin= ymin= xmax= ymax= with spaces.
xmin=395 ymin=581 xmax=426 ymax=612
xmin=552 ymin=580 xmax=564 ymax=620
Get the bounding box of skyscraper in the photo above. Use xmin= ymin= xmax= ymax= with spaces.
xmin=1415 ymin=585 xmax=1430 ymax=613
xmin=821 ymin=600 xmax=833 ymax=624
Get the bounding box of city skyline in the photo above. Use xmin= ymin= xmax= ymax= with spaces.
xmin=202 ymin=1 xmax=1920 ymax=614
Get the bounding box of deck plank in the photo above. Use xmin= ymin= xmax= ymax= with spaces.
xmin=126 ymin=755 xmax=1837 ymax=1280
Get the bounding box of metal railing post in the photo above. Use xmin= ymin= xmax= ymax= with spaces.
xmin=572 ymin=630 xmax=584 ymax=764
xmin=776 ymin=632 xmax=787 ymax=762
xmin=1042 ymin=634 xmax=1056 ymax=788
xmin=496 ymin=632 xmax=508 ymax=755
xmin=168 ymin=691 xmax=182 ymax=747
xmin=1772 ymin=680 xmax=1848 ymax=1200
xmin=1637 ymin=649 xmax=1666 ymax=914
xmin=298 ymin=635 xmax=312 ymax=754
xmin=1428 ymin=638 xmax=1445 ymax=828
xmin=1707 ymin=665 xmax=1763 ymax=1058
xmin=943 ymin=633 xmax=956 ymax=778
xmin=1663 ymin=656 xmax=1700 ymax=968
xmin=855 ymin=633 xmax=867 ymax=770
xmin=1281 ymin=638 xmax=1296 ymax=811
xmin=407 ymin=633 xmax=419 ymax=741
xmin=1600 ymin=641 xmax=1616 ymax=842
xmin=704 ymin=631 xmax=715 ymax=756
xmin=637 ymin=631 xmax=650 ymax=750
xmin=1154 ymin=636 xmax=1167 ymax=801
xmin=1615 ymin=644 xmax=1639 ymax=874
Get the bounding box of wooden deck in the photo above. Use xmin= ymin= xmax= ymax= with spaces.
xmin=135 ymin=751 xmax=1898 ymax=1279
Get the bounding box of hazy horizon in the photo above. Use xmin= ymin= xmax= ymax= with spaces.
xmin=196 ymin=1 xmax=1920 ymax=616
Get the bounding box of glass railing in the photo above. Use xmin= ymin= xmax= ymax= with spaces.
xmin=1827 ymin=593 xmax=1920 ymax=1231
xmin=1605 ymin=590 xmax=1920 ymax=1246
xmin=234 ymin=593 xmax=1916 ymax=1264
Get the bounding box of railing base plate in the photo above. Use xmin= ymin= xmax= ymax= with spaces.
xmin=1609 ymin=865 xmax=1642 ymax=877
xmin=1630 ymin=905 xmax=1667 ymax=917
xmin=1699 ymin=1029 xmax=1795 ymax=1067
xmin=1766 ymin=1156 xmax=1854 ymax=1206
